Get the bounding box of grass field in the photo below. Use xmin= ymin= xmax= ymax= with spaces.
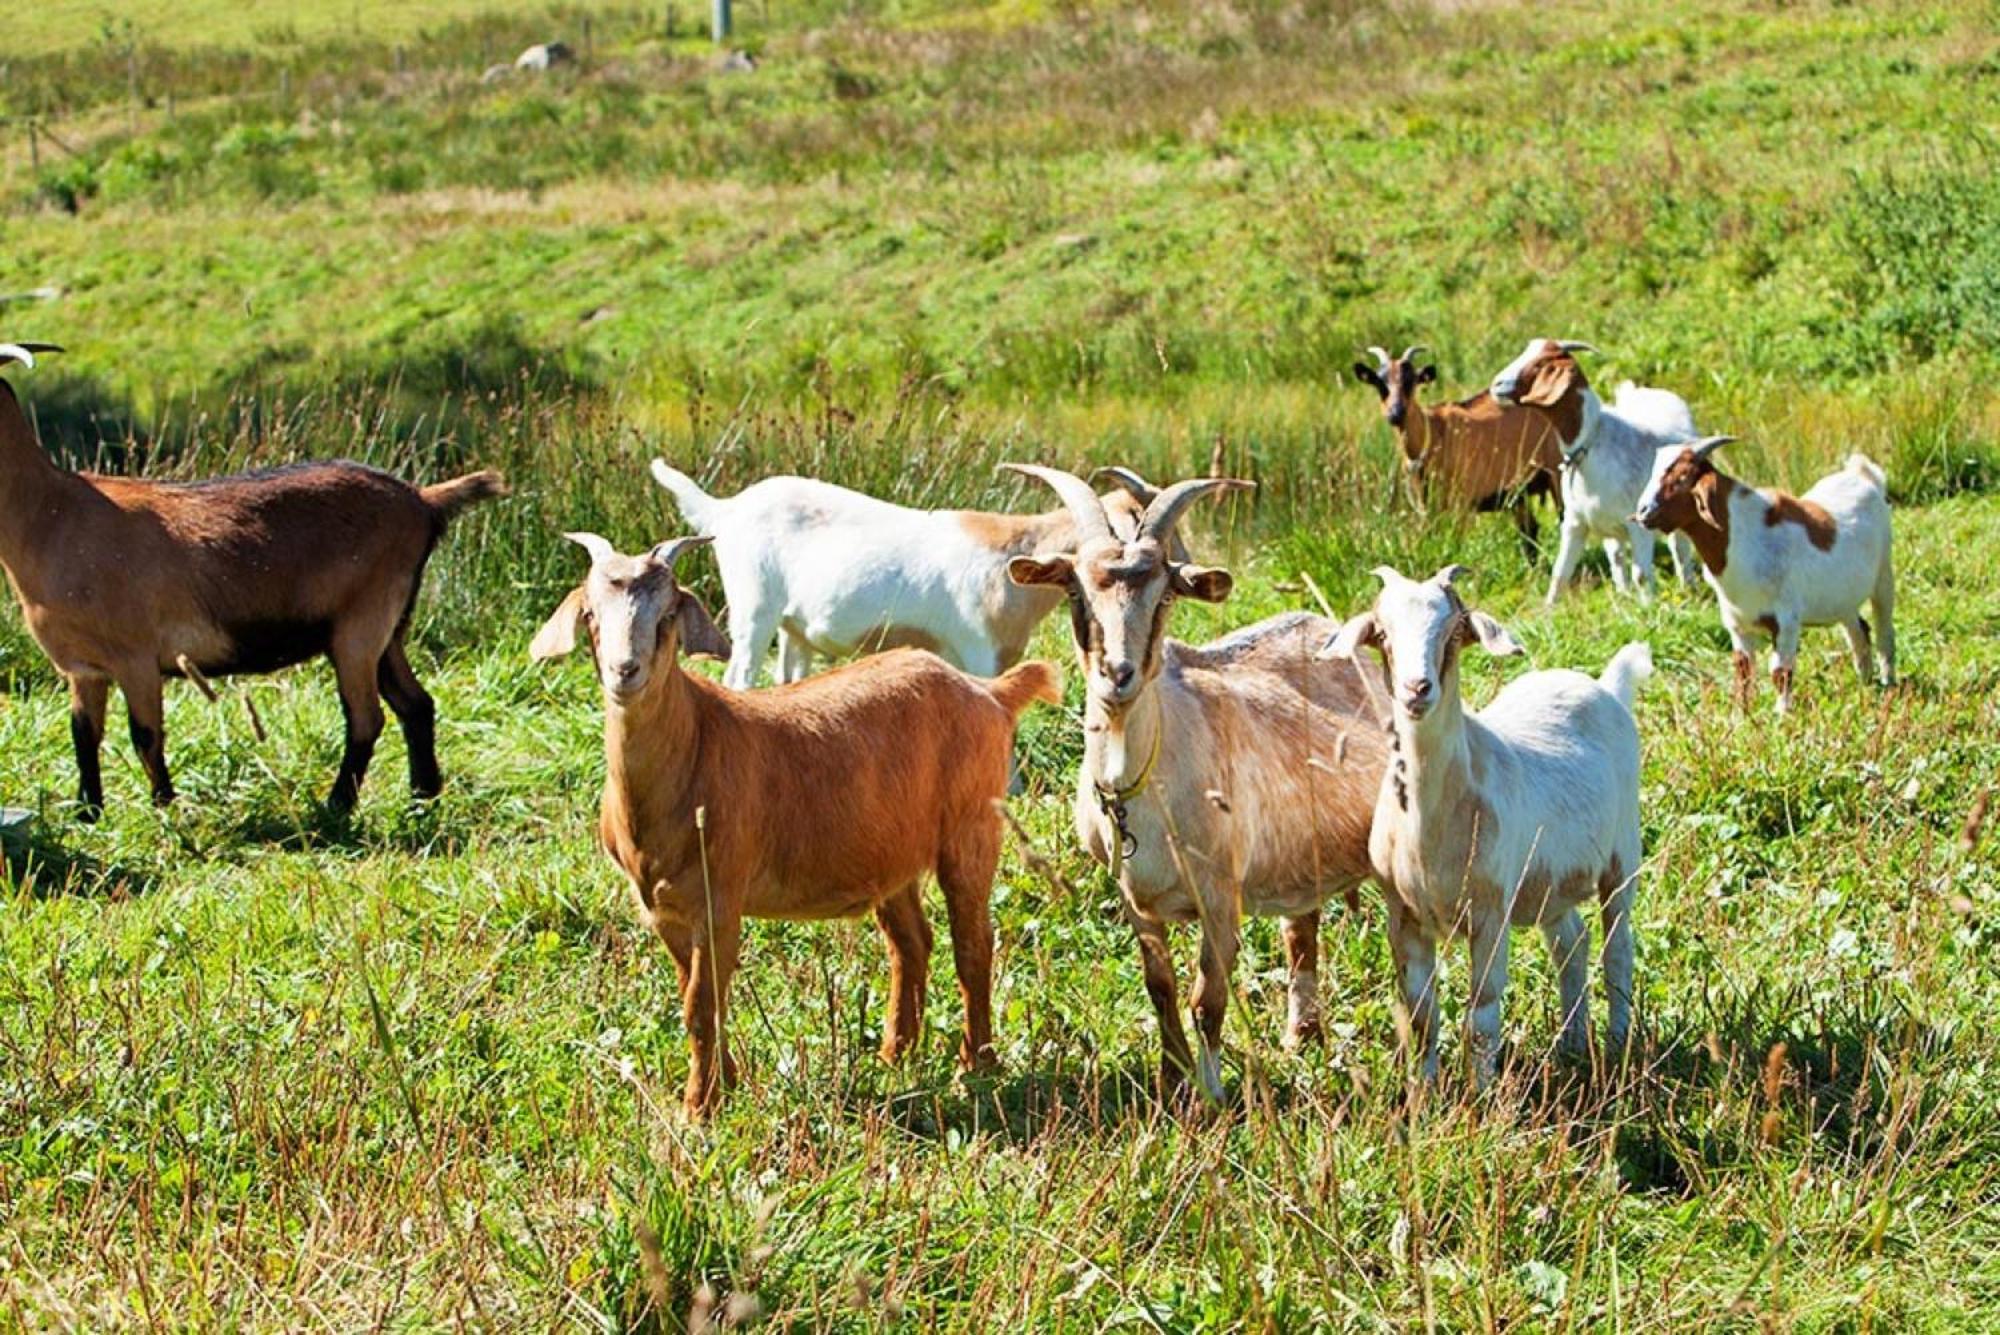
xmin=5 ymin=0 xmax=2000 ymax=1327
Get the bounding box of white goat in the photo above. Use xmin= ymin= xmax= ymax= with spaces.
xmin=1323 ymin=566 xmax=1650 ymax=1083
xmin=1634 ymin=438 xmax=1894 ymax=715
xmin=1488 ymin=339 xmax=1701 ymax=604
xmin=651 ymin=461 xmax=1160 ymax=688
xmin=1007 ymin=466 xmax=1387 ymax=1102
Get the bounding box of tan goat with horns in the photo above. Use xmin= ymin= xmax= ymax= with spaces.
xmin=1006 ymin=464 xmax=1387 ymax=1101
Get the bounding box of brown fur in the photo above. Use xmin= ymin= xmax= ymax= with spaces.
xmin=1640 ymin=449 xmax=1735 ymax=575
xmin=1356 ymin=355 xmax=1567 ymax=552
xmin=0 ymin=375 xmax=505 ymax=817
xmin=546 ymin=560 xmax=1058 ymax=1116
xmin=1763 ymin=493 xmax=1837 ymax=551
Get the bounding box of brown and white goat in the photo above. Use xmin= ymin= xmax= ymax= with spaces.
xmin=531 ymin=532 xmax=1060 ymax=1117
xmin=1007 ymin=466 xmax=1387 ymax=1101
xmin=0 ymin=344 xmax=505 ymax=817
xmin=1353 ymin=344 xmax=1567 ymax=557
xmin=1634 ymin=438 xmax=1894 ymax=715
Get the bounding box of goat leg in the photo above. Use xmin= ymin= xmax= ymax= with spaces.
xmin=67 ymin=676 xmax=109 ymax=820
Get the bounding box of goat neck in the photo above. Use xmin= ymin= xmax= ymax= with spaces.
xmin=1559 ymin=389 xmax=1604 ymax=466
xmin=0 ymin=382 xmax=81 ymax=561
xmin=1384 ymin=669 xmax=1473 ymax=819
xmin=601 ymin=648 xmax=702 ymax=829
xmin=1083 ymin=670 xmax=1168 ymax=798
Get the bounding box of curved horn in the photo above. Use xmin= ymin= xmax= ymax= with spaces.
xmin=1556 ymin=340 xmax=1599 ymax=355
xmin=1399 ymin=344 xmax=1430 ymax=365
xmin=1141 ymin=476 xmax=1254 ymax=543
xmin=1365 ymin=345 xmax=1393 ymax=368
xmin=1089 ymin=465 xmax=1159 ymax=504
xmin=1690 ymin=434 xmax=1735 ymax=459
xmin=1370 ymin=565 xmax=1410 ymax=588
xmin=563 ymin=531 xmax=618 ymax=565
xmin=0 ymin=342 xmax=61 ymax=369
xmin=1002 ymin=463 xmax=1114 ymax=546
xmin=1433 ymin=563 xmax=1472 ymax=589
xmin=648 ymin=534 xmax=714 ymax=572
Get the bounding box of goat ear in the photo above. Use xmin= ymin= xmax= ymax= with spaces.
xmin=1519 ymin=360 xmax=1576 ymax=409
xmin=1463 ymin=611 xmax=1524 ymax=658
xmin=530 ymin=587 xmax=586 ymax=661
xmin=674 ymin=593 xmax=731 ymax=661
xmin=1416 ymin=364 xmax=1438 ymax=385
xmin=1318 ymin=612 xmax=1379 ymax=661
xmin=1353 ymin=363 xmax=1386 ymax=394
xmin=1008 ymin=553 xmax=1074 ymax=588
xmin=1693 ymin=476 xmax=1723 ymax=532
xmin=1170 ymin=563 xmax=1233 ymax=603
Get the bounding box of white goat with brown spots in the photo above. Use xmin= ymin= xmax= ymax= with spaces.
xmin=1007 ymin=465 xmax=1386 ymax=1101
xmin=1634 ymin=438 xmax=1894 ymax=715
xmin=1323 ymin=566 xmax=1650 ymax=1083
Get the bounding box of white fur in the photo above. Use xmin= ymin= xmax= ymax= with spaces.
xmin=1337 ymin=569 xmax=1649 ymax=1083
xmin=1638 ymin=452 xmax=1894 ymax=715
xmin=652 ymin=462 xmax=1065 ymax=688
xmin=1489 ymin=343 xmax=1702 ymax=604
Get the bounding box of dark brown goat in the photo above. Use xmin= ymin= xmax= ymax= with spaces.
xmin=0 ymin=345 xmax=505 ymax=817
xmin=1353 ymin=344 xmax=1568 ymax=556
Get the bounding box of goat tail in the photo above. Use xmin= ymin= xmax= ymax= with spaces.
xmin=987 ymin=660 xmax=1063 ymax=719
xmin=1846 ymin=452 xmax=1888 ymax=490
xmin=650 ymin=458 xmax=720 ymax=533
xmin=1599 ymin=641 xmax=1655 ymax=713
xmin=422 ymin=469 xmax=509 ymax=519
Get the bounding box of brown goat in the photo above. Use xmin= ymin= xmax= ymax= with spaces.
xmin=531 ymin=532 xmax=1060 ymax=1117
xmin=0 ymin=346 xmax=505 ymax=817
xmin=1353 ymin=345 xmax=1568 ymax=557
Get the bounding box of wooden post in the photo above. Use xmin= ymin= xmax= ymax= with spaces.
xmin=712 ymin=0 xmax=731 ymax=44
xmin=583 ymin=14 xmax=594 ymax=60
xmin=27 ymin=119 xmax=39 ymax=174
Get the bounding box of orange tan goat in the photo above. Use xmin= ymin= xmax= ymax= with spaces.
xmin=531 ymin=532 xmax=1059 ymax=1117
xmin=0 ymin=344 xmax=505 ymax=817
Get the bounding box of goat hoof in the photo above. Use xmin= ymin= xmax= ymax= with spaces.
xmin=76 ymin=800 xmax=103 ymax=825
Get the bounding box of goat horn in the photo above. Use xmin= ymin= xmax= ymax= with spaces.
xmin=1370 ymin=565 xmax=1410 ymax=588
xmin=0 ymin=342 xmax=61 ymax=369
xmin=1690 ymin=434 xmax=1735 ymax=459
xmin=1089 ymin=465 xmax=1159 ymax=504
xmin=648 ymin=534 xmax=713 ymax=572
xmin=562 ymin=531 xmax=618 ymax=565
xmin=1399 ymin=344 xmax=1430 ymax=365
xmin=1141 ymin=476 xmax=1254 ymax=544
xmin=1002 ymin=463 xmax=1114 ymax=546
xmin=1365 ymin=345 xmax=1392 ymax=368
xmin=1434 ymin=563 xmax=1472 ymax=589
xmin=1556 ymin=340 xmax=1599 ymax=355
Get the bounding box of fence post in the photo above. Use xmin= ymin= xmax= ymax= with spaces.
xmin=27 ymin=119 xmax=40 ymax=174
xmin=713 ymin=0 xmax=731 ymax=44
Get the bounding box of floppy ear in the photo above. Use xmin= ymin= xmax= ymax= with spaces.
xmin=530 ymin=588 xmax=587 ymax=661
xmin=674 ymin=593 xmax=731 ymax=661
xmin=1318 ymin=611 xmax=1380 ymax=661
xmin=1170 ymin=563 xmax=1233 ymax=603
xmin=1353 ymin=363 xmax=1387 ymax=393
xmin=1008 ymin=553 xmax=1075 ymax=588
xmin=1693 ymin=475 xmax=1723 ymax=532
xmin=1519 ymin=360 xmax=1577 ymax=409
xmin=1462 ymin=610 xmax=1524 ymax=657
xmin=1416 ymin=364 xmax=1438 ymax=385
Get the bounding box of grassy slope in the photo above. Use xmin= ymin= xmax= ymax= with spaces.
xmin=5 ymin=0 xmax=2000 ymax=1327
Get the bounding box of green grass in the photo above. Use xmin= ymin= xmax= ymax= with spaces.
xmin=5 ymin=0 xmax=2000 ymax=1326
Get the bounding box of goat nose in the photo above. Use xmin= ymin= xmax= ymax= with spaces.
xmin=1107 ymin=660 xmax=1137 ymax=691
xmin=1401 ymin=678 xmax=1433 ymax=704
xmin=613 ymin=662 xmax=644 ymax=684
